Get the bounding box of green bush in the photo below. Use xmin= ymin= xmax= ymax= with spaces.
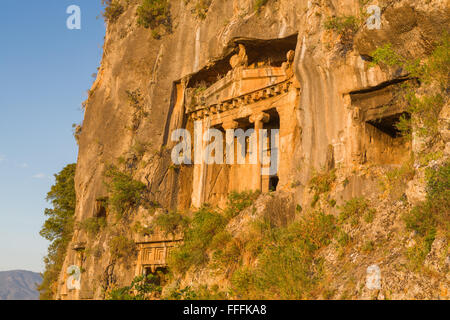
xmin=80 ymin=217 xmax=107 ymax=237
xmin=166 ymin=284 xmax=227 ymax=300
xmin=110 ymin=235 xmax=137 ymax=259
xmin=107 ymin=275 xmax=161 ymax=300
xmin=403 ymin=161 xmax=450 ymax=268
xmin=309 ymin=169 xmax=336 ymax=207
xmin=310 ymin=169 xmax=336 ymax=195
xmin=379 ymin=158 xmax=415 ymax=198
xmin=336 ymin=230 xmax=351 ymax=247
xmin=361 ymin=240 xmax=375 ymax=253
xmin=338 ymin=197 xmax=375 ymax=226
xmin=192 ymin=0 xmax=212 ymax=20
xmin=103 ymin=165 xmax=147 ymax=218
xmin=231 ymin=211 xmax=336 ymax=299
xmin=324 ymin=16 xmax=359 ymax=34
xmin=168 ymin=191 xmax=259 ymax=273
xmin=102 ymin=0 xmax=124 ymax=23
xmin=211 ymin=235 xmax=241 ymax=271
xmin=154 ymin=211 xmax=188 ymax=237
xmin=168 ymin=205 xmax=227 ymax=273
xmin=224 ymin=190 xmax=260 ymax=219
xmin=133 ymin=221 xmax=153 ymax=236
xmin=38 ymin=164 xmax=76 ymax=300
xmin=370 ymin=34 xmax=449 ymax=140
xmin=136 ymin=0 xmax=171 ymax=37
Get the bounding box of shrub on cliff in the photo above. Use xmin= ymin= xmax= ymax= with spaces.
xmin=370 ymin=34 xmax=449 ymax=140
xmin=231 ymin=211 xmax=336 ymax=299
xmin=324 ymin=15 xmax=359 ymax=34
xmin=110 ymin=235 xmax=137 ymax=260
xmin=38 ymin=164 xmax=76 ymax=300
xmin=80 ymin=216 xmax=107 ymax=237
xmin=403 ymin=161 xmax=450 ymax=268
xmin=169 ymin=205 xmax=227 ymax=273
xmin=102 ymin=0 xmax=124 ymax=23
xmin=136 ymin=0 xmax=171 ymax=38
xmin=103 ymin=165 xmax=147 ymax=218
xmin=107 ymin=275 xmax=162 ymax=300
xmin=154 ymin=211 xmax=189 ymax=237
xmin=168 ymin=192 xmax=259 ymax=274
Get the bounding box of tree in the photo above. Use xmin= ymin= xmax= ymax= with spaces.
xmin=38 ymin=163 xmax=76 ymax=300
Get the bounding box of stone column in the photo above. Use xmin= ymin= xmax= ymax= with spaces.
xmin=192 ymin=118 xmax=210 ymax=207
xmin=250 ymin=112 xmax=270 ymax=191
xmin=222 ymin=120 xmax=239 ymax=164
xmin=222 ymin=120 xmax=239 ymax=192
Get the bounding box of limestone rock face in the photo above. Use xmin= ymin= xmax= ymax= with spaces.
xmin=56 ymin=0 xmax=449 ymax=300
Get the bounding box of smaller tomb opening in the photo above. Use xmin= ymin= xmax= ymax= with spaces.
xmin=142 ymin=266 xmax=169 ymax=286
xmin=94 ymin=197 xmax=108 ymax=218
xmin=366 ymin=112 xmax=410 ymax=138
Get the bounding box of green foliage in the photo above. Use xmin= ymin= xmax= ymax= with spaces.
xmin=380 ymin=158 xmax=415 ymax=198
xmin=103 ymin=165 xmax=147 ymax=218
xmin=363 ymin=209 xmax=375 ymax=223
xmin=336 ymin=230 xmax=351 ymax=248
xmin=102 ymin=0 xmax=124 ymax=23
xmin=224 ymin=191 xmax=260 ymax=219
xmin=310 ymin=169 xmax=336 ymax=195
xmin=370 ymin=44 xmax=405 ymax=68
xmin=324 ymin=15 xmax=359 ymax=34
xmin=168 ymin=205 xmax=227 ymax=273
xmin=361 ymin=240 xmax=375 ymax=253
xmin=154 ymin=211 xmax=188 ymax=237
xmin=136 ymin=0 xmax=171 ymax=38
xmin=338 ymin=197 xmax=375 ymax=226
xmin=191 ymin=0 xmax=212 ymax=20
xmin=309 ymin=169 xmax=336 ymax=207
xmin=107 ymin=275 xmax=162 ymax=300
xmin=110 ymin=235 xmax=137 ymax=260
xmin=427 ymin=33 xmax=450 ymax=89
xmin=166 ymin=284 xmax=227 ymax=300
xmin=370 ymin=34 xmax=449 ymax=140
xmin=80 ymin=217 xmax=107 ymax=237
xmin=371 ymin=35 xmax=449 ymax=87
xmin=38 ymin=164 xmax=76 ymax=300
xmin=131 ymin=140 xmax=150 ymax=159
xmin=231 ymin=211 xmax=337 ymax=299
xmin=403 ymin=161 xmax=450 ymax=268
xmin=168 ymin=191 xmax=259 ymax=273
xmin=133 ymin=221 xmax=153 ymax=236
xmin=211 ymin=233 xmax=241 ymax=271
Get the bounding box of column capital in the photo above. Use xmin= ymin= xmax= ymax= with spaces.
xmin=249 ymin=112 xmax=270 ymax=124
xmin=222 ymin=120 xmax=239 ymax=130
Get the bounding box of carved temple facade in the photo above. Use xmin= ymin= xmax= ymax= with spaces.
xmin=169 ymin=42 xmax=301 ymax=208
xmin=135 ymin=236 xmax=182 ymax=276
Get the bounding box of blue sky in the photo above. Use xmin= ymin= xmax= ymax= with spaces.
xmin=0 ymin=1 xmax=106 ymax=272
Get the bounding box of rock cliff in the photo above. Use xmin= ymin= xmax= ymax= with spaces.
xmin=55 ymin=0 xmax=449 ymax=300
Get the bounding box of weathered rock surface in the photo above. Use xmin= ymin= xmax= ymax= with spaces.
xmin=56 ymin=0 xmax=449 ymax=300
